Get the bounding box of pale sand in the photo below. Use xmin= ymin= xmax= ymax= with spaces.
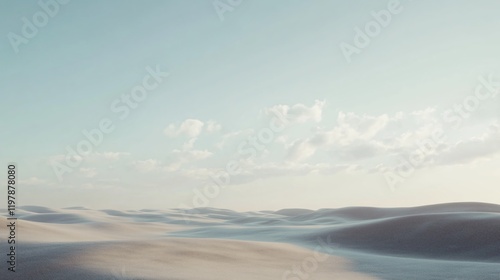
xmin=75 ymin=239 xmax=376 ymax=279
xmin=0 ymin=207 xmax=377 ymax=279
xmin=3 ymin=203 xmax=500 ymax=279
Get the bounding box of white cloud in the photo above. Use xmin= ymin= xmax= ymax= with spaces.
xmin=172 ymin=149 xmax=213 ymax=161
xmin=181 ymin=138 xmax=198 ymax=150
xmin=97 ymin=152 xmax=130 ymax=160
xmin=134 ymin=159 xmax=162 ymax=173
xmin=21 ymin=177 xmax=49 ymax=186
xmin=281 ymin=111 xmax=397 ymax=163
xmin=49 ymin=152 xmax=130 ymax=165
xmin=264 ymin=100 xmax=326 ymax=125
xmin=435 ymin=121 xmax=500 ymax=165
xmin=164 ymin=119 xmax=205 ymax=138
xmin=134 ymin=149 xmax=213 ymax=174
xmin=281 ymin=109 xmax=445 ymax=164
xmin=286 ymin=138 xmax=318 ymax=162
xmin=215 ymin=129 xmax=254 ymax=149
xmin=336 ymin=111 xmax=390 ymax=140
xmin=79 ymin=167 xmax=98 ymax=178
xmin=88 ymin=103 xmax=499 ymax=187
xmin=167 ymin=149 xmax=213 ymax=171
xmin=206 ymin=120 xmax=222 ymax=133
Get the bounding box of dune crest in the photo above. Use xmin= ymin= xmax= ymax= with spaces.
xmin=1 ymin=202 xmax=499 ymax=279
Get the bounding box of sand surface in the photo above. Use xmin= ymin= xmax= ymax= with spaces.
xmin=2 ymin=202 xmax=500 ymax=279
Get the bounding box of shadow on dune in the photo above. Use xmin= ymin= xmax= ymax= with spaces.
xmin=1 ymin=243 xmax=155 ymax=280
xmin=280 ymin=202 xmax=500 ymax=262
xmin=170 ymin=202 xmax=500 ymax=263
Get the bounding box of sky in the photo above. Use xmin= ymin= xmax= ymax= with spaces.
xmin=1 ymin=0 xmax=500 ymax=210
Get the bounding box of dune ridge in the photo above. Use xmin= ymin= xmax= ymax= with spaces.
xmin=1 ymin=202 xmax=499 ymax=279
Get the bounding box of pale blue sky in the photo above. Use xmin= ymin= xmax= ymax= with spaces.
xmin=1 ymin=0 xmax=500 ymax=210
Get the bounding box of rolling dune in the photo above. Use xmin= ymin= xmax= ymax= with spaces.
xmin=1 ymin=203 xmax=499 ymax=279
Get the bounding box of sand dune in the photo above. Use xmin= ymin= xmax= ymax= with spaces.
xmin=315 ymin=212 xmax=500 ymax=261
xmin=1 ymin=203 xmax=499 ymax=279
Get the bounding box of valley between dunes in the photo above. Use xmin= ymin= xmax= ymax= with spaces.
xmin=2 ymin=202 xmax=499 ymax=279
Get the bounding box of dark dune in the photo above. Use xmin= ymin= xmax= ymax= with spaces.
xmin=7 ymin=202 xmax=500 ymax=279
xmin=276 ymin=203 xmax=500 ymax=262
xmin=18 ymin=205 xmax=57 ymax=213
xmin=309 ymin=212 xmax=500 ymax=262
xmin=274 ymin=208 xmax=315 ymax=216
xmin=276 ymin=202 xmax=500 ymax=221
xmin=173 ymin=202 xmax=500 ymax=263
xmin=63 ymin=206 xmax=90 ymax=210
xmin=20 ymin=213 xmax=92 ymax=224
